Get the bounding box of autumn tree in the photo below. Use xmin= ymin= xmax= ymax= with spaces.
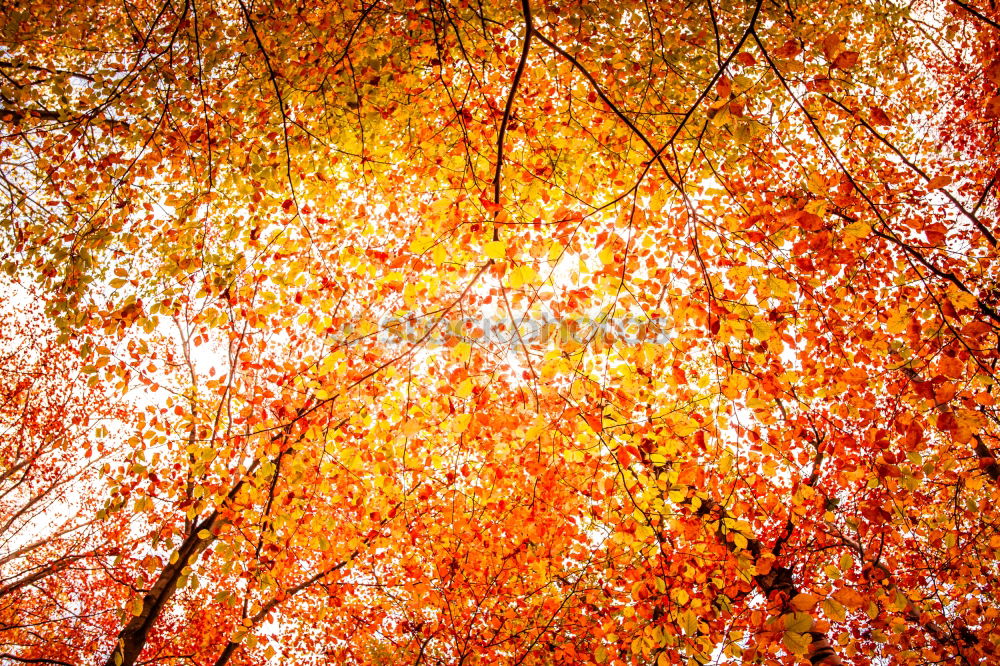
xmin=1 ymin=0 xmax=999 ymax=664
xmin=0 ymin=287 xmax=134 ymax=662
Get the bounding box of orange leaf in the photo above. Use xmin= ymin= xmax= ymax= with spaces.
xmin=833 ymin=588 xmax=866 ymax=610
xmin=926 ymin=175 xmax=953 ymax=190
xmin=833 ymin=51 xmax=859 ymax=69
xmin=791 ymin=593 xmax=819 ymax=611
xmin=869 ymin=106 xmax=891 ymax=126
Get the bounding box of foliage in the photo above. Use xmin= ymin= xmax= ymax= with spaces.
xmin=1 ymin=0 xmax=999 ymax=664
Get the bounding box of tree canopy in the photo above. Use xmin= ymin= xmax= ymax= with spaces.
xmin=1 ymin=0 xmax=999 ymax=663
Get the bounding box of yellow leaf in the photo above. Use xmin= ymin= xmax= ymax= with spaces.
xmin=822 ymin=597 xmax=847 ymax=622
xmin=839 ymin=553 xmax=854 ymax=571
xmin=650 ymin=188 xmax=668 ymax=211
xmin=783 ymin=630 xmax=811 ymax=655
xmin=678 ymin=609 xmax=699 ymax=636
xmin=751 ymin=319 xmax=773 ymax=341
xmin=508 ymin=265 xmax=537 ymax=289
xmin=547 ymin=241 xmax=564 ymax=262
xmin=844 ymin=220 xmax=871 ymax=238
xmin=452 ymin=341 xmax=472 ymax=363
xmin=484 ymin=240 xmax=507 ymax=259
xmin=131 ymin=597 xmax=144 ymax=616
xmin=766 ymin=276 xmax=791 ymax=298
xmin=451 ymin=413 xmax=472 ymax=433
xmin=784 ymin=611 xmax=813 ymax=633
xmin=807 ymin=171 xmax=827 ymax=195
xmin=410 ymin=236 xmax=434 ymax=254
xmin=888 ymin=590 xmax=909 ymax=612
xmin=455 ymin=378 xmax=473 ymax=398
